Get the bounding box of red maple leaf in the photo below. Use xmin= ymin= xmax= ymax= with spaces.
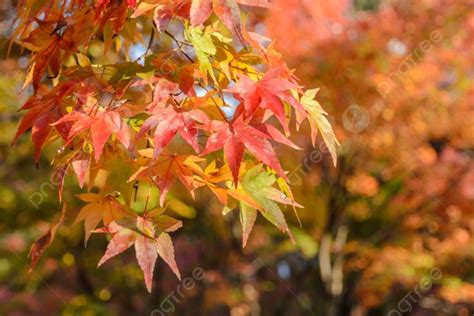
xmin=95 ymin=216 xmax=181 ymax=293
xmin=136 ymin=106 xmax=208 ymax=157
xmin=54 ymin=109 xmax=130 ymax=161
xmin=13 ymin=81 xmax=78 ymax=162
xmin=130 ymin=151 xmax=203 ymax=206
xmin=191 ymin=0 xmax=241 ymax=36
xmin=190 ymin=0 xmax=271 ymax=40
xmin=227 ymin=68 xmax=307 ymax=134
xmin=202 ymin=115 xmax=298 ymax=184
xmin=71 ymin=152 xmax=90 ymax=188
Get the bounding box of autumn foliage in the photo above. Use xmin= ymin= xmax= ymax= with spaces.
xmin=10 ymin=0 xmax=338 ymax=292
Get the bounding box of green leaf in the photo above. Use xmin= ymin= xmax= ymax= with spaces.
xmin=186 ymin=26 xmax=217 ymax=83
xmin=239 ymin=202 xmax=257 ymax=247
xmin=237 ymin=165 xmax=296 ymax=246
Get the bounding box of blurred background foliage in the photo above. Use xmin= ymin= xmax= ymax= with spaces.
xmin=0 ymin=0 xmax=473 ymax=315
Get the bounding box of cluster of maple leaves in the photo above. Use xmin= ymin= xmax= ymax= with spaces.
xmin=12 ymin=0 xmax=337 ymax=292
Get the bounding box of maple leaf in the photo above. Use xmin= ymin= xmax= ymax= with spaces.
xmin=191 ymin=0 xmax=241 ymax=38
xmin=28 ymin=204 xmax=67 ymax=273
xmin=202 ymin=116 xmax=296 ymax=185
xmin=75 ymin=193 xmax=133 ymax=245
xmin=18 ymin=7 xmax=96 ymax=91
xmin=20 ymin=20 xmax=62 ymax=92
xmin=187 ymin=160 xmax=233 ymax=204
xmin=147 ymin=79 xmax=180 ymax=112
xmin=13 ymin=80 xmax=78 ymax=162
xmin=147 ymin=207 xmax=184 ymax=233
xmin=94 ymin=216 xmax=181 ymax=293
xmin=131 ymin=1 xmax=190 ymax=31
xmin=190 ymin=0 xmax=270 ymax=42
xmin=130 ymin=150 xmax=204 ymax=206
xmin=238 ymin=202 xmax=257 ymax=248
xmin=232 ymin=165 xmax=301 ymax=247
xmin=150 ymin=55 xmax=197 ymax=95
xmin=300 ymin=89 xmax=340 ymax=166
xmin=186 ymin=26 xmax=218 ymax=84
xmin=227 ymin=68 xmax=307 ymax=134
xmin=130 ymin=77 xmax=179 ymax=112
xmin=136 ymin=106 xmax=208 ymax=157
xmin=71 ymin=152 xmax=91 ymax=188
xmin=15 ymin=97 xmax=60 ymax=162
xmin=49 ymin=160 xmax=70 ymax=201
xmin=53 ymin=109 xmax=131 ymax=162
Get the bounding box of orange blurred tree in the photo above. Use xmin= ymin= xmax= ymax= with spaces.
xmin=266 ymin=0 xmax=473 ymax=314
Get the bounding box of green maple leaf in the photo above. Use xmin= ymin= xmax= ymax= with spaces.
xmin=186 ymin=26 xmax=217 ymax=84
xmin=237 ymin=165 xmax=301 ymax=247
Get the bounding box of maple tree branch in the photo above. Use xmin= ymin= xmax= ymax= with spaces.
xmin=145 ymin=28 xmax=155 ymax=56
xmin=163 ymin=30 xmax=228 ymax=122
xmin=170 ymin=96 xmax=182 ymax=108
xmin=198 ymin=83 xmax=229 ymax=122
xmin=164 ymin=30 xmax=194 ymax=63
xmin=134 ymin=28 xmax=155 ymax=62
xmin=229 ymin=64 xmax=263 ymax=77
